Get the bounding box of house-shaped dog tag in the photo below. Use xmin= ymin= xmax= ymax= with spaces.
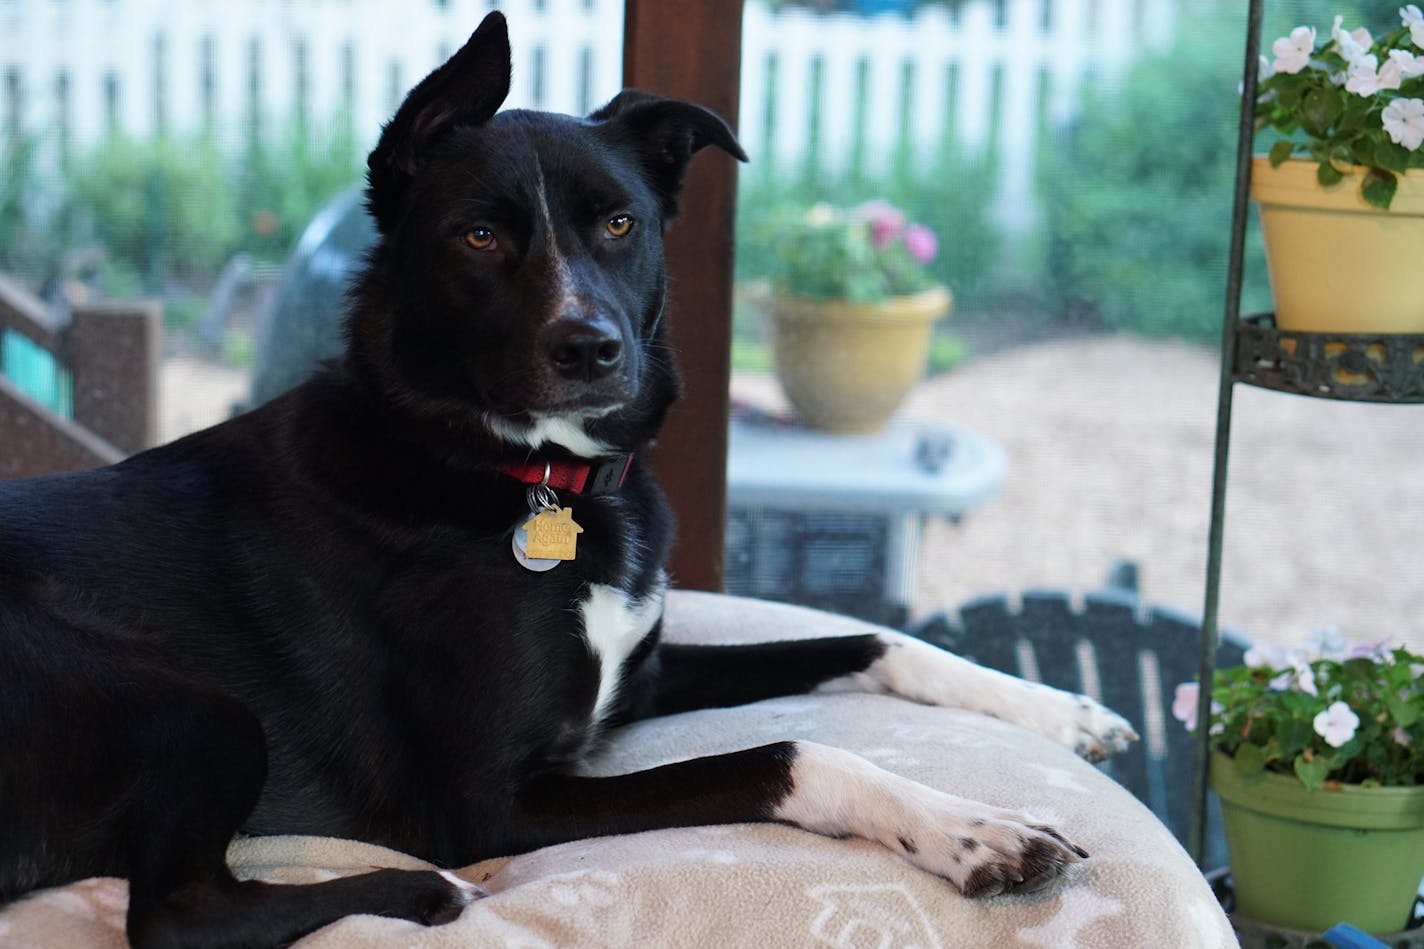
xmin=521 ymin=506 xmax=584 ymax=561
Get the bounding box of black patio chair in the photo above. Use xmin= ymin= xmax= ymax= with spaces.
xmin=908 ymin=563 xmax=1249 ymax=871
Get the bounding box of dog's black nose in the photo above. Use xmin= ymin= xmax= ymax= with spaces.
xmin=547 ymin=321 xmax=624 ymax=381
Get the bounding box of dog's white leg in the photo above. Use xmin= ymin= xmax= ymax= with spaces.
xmin=818 ymin=632 xmax=1137 ymax=761
xmin=774 ymin=741 xmax=1087 ymax=896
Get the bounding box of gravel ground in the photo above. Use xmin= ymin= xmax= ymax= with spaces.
xmin=164 ymin=335 xmax=1424 ymax=653
xmin=897 ymin=336 xmax=1424 ymax=653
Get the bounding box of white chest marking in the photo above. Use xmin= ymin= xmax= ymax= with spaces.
xmin=483 ymin=414 xmax=612 ymax=457
xmin=579 ymin=580 xmax=664 ymax=723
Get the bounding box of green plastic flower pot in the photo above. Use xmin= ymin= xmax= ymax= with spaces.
xmin=1210 ymin=752 xmax=1424 ymax=934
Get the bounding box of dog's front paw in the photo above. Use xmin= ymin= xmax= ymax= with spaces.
xmin=1039 ymin=691 xmax=1139 ymax=763
xmin=841 ymin=634 xmax=1138 ymax=761
xmin=900 ymin=805 xmax=1089 ymax=898
xmin=776 ymin=743 xmax=1089 ymax=897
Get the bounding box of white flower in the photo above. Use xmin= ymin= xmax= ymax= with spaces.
xmin=1313 ymin=701 xmax=1360 ymax=748
xmin=1332 ymin=16 xmax=1374 ymax=64
xmin=1404 ymin=5 xmax=1424 ymax=48
xmin=1383 ymin=98 xmax=1424 ymax=150
xmin=1302 ymin=626 xmax=1347 ymax=660
xmin=1346 ymin=54 xmax=1404 ymax=95
xmin=1259 ymin=655 xmax=1318 ymax=695
xmin=805 ymin=203 xmax=839 ymax=227
xmin=1259 ymin=54 xmax=1275 ymax=81
xmin=1389 ymin=49 xmax=1424 ymax=78
xmin=1394 ymin=727 xmax=1414 ymax=747
xmin=1245 ymin=642 xmax=1288 ymax=669
xmin=1272 ymin=25 xmax=1316 ymax=74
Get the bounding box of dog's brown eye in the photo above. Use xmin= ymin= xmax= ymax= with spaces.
xmin=605 ymin=215 xmax=634 ymax=239
xmin=464 ymin=228 xmax=497 ymax=251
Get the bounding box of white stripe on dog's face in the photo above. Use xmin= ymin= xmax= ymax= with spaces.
xmin=532 ymin=157 xmax=582 ymax=327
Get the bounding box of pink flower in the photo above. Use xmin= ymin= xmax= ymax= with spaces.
xmin=1394 ymin=727 xmax=1413 ymax=747
xmin=903 ymin=223 xmax=938 ymax=264
xmin=1173 ymin=682 xmax=1200 ymax=731
xmin=855 ymin=200 xmax=907 ymax=250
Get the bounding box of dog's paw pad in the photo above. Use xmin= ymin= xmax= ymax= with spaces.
xmin=953 ymin=821 xmax=1085 ymax=898
xmin=1066 ymin=697 xmax=1138 ymax=762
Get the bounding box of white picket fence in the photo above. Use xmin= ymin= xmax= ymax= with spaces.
xmin=0 ymin=0 xmax=1178 ymax=236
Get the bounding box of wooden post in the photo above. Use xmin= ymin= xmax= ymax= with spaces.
xmin=0 ymin=276 xmax=159 ymax=477
xmin=68 ymin=302 xmax=162 ymax=455
xmin=623 ymin=0 xmax=744 ymax=592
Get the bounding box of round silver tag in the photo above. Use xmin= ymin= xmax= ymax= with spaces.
xmin=512 ymin=527 xmax=560 ymax=572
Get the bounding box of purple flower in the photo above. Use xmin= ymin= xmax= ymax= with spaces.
xmin=903 ymin=223 xmax=938 ymax=264
xmin=1346 ymin=638 xmax=1394 ymax=661
xmin=855 ymin=200 xmax=907 ymax=250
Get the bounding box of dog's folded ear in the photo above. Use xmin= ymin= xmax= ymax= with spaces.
xmin=366 ymin=11 xmax=513 ymax=231
xmin=591 ymin=91 xmax=748 ymax=219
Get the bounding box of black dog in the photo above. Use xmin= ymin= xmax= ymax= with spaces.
xmin=0 ymin=13 xmax=1136 ymax=947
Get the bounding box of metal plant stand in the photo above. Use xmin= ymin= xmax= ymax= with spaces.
xmin=1190 ymin=0 xmax=1424 ymax=870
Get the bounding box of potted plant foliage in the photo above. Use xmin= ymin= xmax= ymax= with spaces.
xmin=1253 ymin=6 xmax=1424 ymax=332
xmin=1174 ymin=631 xmax=1424 ymax=935
xmin=757 ymin=200 xmax=951 ymax=433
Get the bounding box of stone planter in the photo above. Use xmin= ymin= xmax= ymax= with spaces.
xmin=765 ymin=286 xmax=951 ymax=434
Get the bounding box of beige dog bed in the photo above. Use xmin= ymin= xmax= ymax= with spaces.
xmin=0 ymin=591 xmax=1237 ymax=948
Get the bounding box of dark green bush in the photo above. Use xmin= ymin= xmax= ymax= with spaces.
xmin=233 ymin=123 xmax=362 ymax=263
xmin=1040 ymin=0 xmax=1407 ymax=341
xmin=0 ymin=136 xmax=63 ymax=285
xmin=2 ymin=123 xmax=361 ymax=299
xmin=1040 ymin=17 xmax=1269 ymax=340
xmin=68 ymin=135 xmax=241 ymax=286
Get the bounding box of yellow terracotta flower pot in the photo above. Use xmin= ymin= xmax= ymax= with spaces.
xmin=766 ymin=286 xmax=951 ymax=433
xmin=1251 ymin=157 xmax=1424 ymax=333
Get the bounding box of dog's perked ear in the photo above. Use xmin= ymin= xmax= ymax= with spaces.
xmin=365 ymin=11 xmax=512 ymax=231
xmin=590 ymin=90 xmax=749 ymax=220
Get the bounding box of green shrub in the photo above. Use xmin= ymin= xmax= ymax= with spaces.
xmin=233 ymin=122 xmax=362 ymax=263
xmin=1040 ymin=17 xmax=1270 ymax=340
xmin=1040 ymin=0 xmax=1405 ymax=341
xmin=69 ymin=134 xmax=241 ymax=288
xmin=1 ymin=122 xmax=362 ymax=300
xmin=0 ymin=135 xmax=63 ymax=285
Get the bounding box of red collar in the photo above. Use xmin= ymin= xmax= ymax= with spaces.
xmin=494 ymin=455 xmax=634 ymax=496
